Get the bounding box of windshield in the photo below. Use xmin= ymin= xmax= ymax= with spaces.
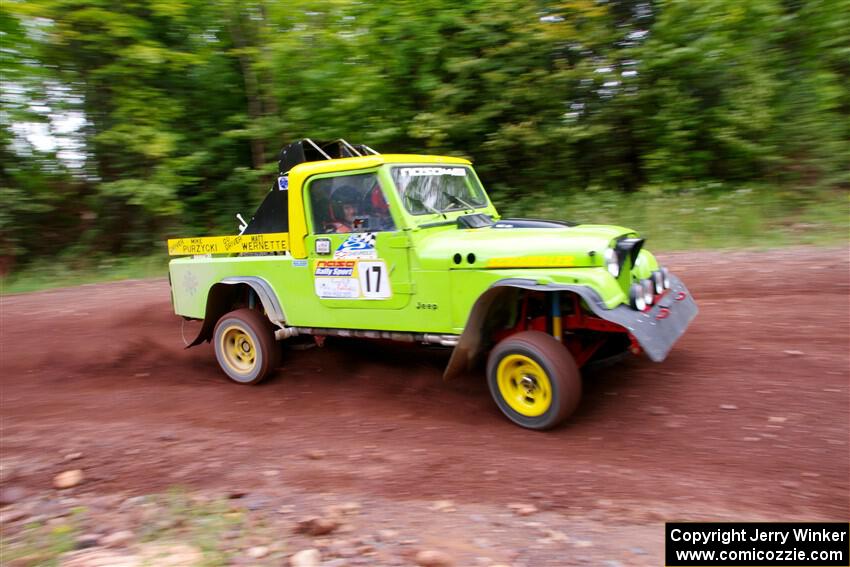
xmin=390 ymin=166 xmax=488 ymax=216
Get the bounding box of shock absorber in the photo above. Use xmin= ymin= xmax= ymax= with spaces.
xmin=551 ymin=291 xmax=562 ymax=342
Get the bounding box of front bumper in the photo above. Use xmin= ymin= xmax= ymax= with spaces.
xmin=598 ymin=273 xmax=698 ymax=362
xmin=484 ymin=271 xmax=698 ymax=365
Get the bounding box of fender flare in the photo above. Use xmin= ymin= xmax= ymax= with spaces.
xmin=443 ymin=274 xmax=697 ymax=378
xmin=186 ymin=276 xmax=286 ymax=347
xmin=220 ymin=277 xmax=286 ymax=324
xmin=442 ymin=279 xmax=613 ymax=381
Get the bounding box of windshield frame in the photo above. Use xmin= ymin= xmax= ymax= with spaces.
xmin=389 ymin=164 xmax=491 ymax=217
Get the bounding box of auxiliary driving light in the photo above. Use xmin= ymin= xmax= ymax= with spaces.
xmin=661 ymin=266 xmax=671 ymax=289
xmin=604 ymin=248 xmax=620 ymax=277
xmin=642 ymin=279 xmax=654 ymax=305
xmin=651 ymin=270 xmax=664 ymax=294
xmin=630 ymin=282 xmax=646 ymax=311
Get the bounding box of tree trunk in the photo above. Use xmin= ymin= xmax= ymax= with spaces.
xmin=229 ymin=12 xmax=265 ymax=170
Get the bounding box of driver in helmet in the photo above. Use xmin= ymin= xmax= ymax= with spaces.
xmin=327 ymin=185 xmax=360 ymax=233
xmin=366 ymin=183 xmax=394 ymax=231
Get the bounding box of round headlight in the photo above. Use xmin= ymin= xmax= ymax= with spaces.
xmin=642 ymin=279 xmax=654 ymax=305
xmin=661 ymin=267 xmax=671 ymax=289
xmin=630 ymin=282 xmax=646 ymax=311
xmin=604 ymin=248 xmax=620 ymax=277
xmin=651 ymin=271 xmax=664 ymax=294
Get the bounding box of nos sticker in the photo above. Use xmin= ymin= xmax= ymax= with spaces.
xmin=314 ymin=259 xmax=391 ymax=300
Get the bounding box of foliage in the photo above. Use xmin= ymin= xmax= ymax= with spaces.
xmin=4 ymin=186 xmax=847 ymax=294
xmin=0 ymin=492 xmax=253 ymax=564
xmin=502 ymin=184 xmax=850 ymax=250
xmin=0 ymin=251 xmax=167 ymax=293
xmin=0 ymin=508 xmax=85 ymax=566
xmin=637 ymin=0 xmax=850 ymax=189
xmin=1 ymin=0 xmax=847 ymax=270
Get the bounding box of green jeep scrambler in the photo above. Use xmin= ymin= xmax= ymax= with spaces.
xmin=168 ymin=139 xmax=697 ymax=429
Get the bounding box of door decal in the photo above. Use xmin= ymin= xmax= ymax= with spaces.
xmin=314 ymin=259 xmax=392 ymax=300
xmin=357 ymin=260 xmax=391 ymax=299
xmin=334 ymin=233 xmax=378 ymax=259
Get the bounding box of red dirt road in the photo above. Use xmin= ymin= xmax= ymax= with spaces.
xmin=1 ymin=248 xmax=848 ymax=564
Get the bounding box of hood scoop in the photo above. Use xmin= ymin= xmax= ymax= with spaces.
xmin=457 ymin=213 xmax=496 ymax=229
xmin=615 ymin=237 xmax=645 ymax=265
xmin=492 ymin=218 xmax=578 ymax=229
xmin=455 ymin=215 xmax=581 ymax=230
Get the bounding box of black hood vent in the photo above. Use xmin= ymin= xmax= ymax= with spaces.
xmin=492 ymin=218 xmax=578 ymax=229
xmin=615 ymin=237 xmax=645 ymax=267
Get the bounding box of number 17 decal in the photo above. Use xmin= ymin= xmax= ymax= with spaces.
xmin=358 ymin=260 xmax=391 ymax=299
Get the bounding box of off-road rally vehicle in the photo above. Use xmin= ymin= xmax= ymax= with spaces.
xmin=168 ymin=139 xmax=697 ymax=429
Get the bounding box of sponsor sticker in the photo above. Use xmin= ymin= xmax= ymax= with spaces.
xmin=399 ymin=167 xmax=466 ymax=177
xmin=486 ymin=255 xmax=575 ymax=268
xmin=183 ymin=271 xmax=198 ymax=295
xmin=314 ymin=260 xmax=359 ymax=298
xmin=313 ymin=259 xmax=391 ymax=300
xmin=167 ymin=232 xmax=289 ymax=256
xmin=334 ymin=233 xmax=378 ymax=259
xmin=315 ymin=260 xmax=355 ymax=278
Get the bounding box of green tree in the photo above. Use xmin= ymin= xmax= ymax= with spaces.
xmin=1 ymin=0 xmax=847 ymax=272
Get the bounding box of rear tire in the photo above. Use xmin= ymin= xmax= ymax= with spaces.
xmin=487 ymin=331 xmax=581 ymax=430
xmin=213 ymin=308 xmax=278 ymax=385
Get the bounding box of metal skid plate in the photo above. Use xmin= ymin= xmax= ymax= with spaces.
xmin=598 ymin=274 xmax=698 ymax=362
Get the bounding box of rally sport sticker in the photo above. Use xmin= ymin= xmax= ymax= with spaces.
xmin=314 ymin=259 xmax=391 ymax=300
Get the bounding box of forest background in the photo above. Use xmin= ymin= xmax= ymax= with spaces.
xmin=1 ymin=0 xmax=848 ymax=289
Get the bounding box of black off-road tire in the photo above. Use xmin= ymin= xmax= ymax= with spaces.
xmin=213 ymin=308 xmax=279 ymax=385
xmin=486 ymin=331 xmax=582 ymax=430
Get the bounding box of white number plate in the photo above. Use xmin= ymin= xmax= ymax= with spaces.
xmin=357 ymin=260 xmax=391 ymax=299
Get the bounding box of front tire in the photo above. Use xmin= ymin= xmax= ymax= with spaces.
xmin=487 ymin=331 xmax=581 ymax=430
xmin=213 ymin=308 xmax=278 ymax=385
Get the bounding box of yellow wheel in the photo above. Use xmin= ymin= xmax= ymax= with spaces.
xmin=219 ymin=326 xmax=257 ymax=374
xmin=487 ymin=331 xmax=581 ymax=430
xmin=213 ymin=308 xmax=278 ymax=384
xmin=496 ymin=354 xmax=553 ymax=417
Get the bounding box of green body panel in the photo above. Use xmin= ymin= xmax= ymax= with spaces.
xmin=169 ymin=255 xmax=647 ymax=335
xmin=632 ymin=249 xmax=658 ymax=280
xmin=412 ymin=223 xmax=634 ymax=271
xmin=169 ymin=160 xmax=661 ymax=335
